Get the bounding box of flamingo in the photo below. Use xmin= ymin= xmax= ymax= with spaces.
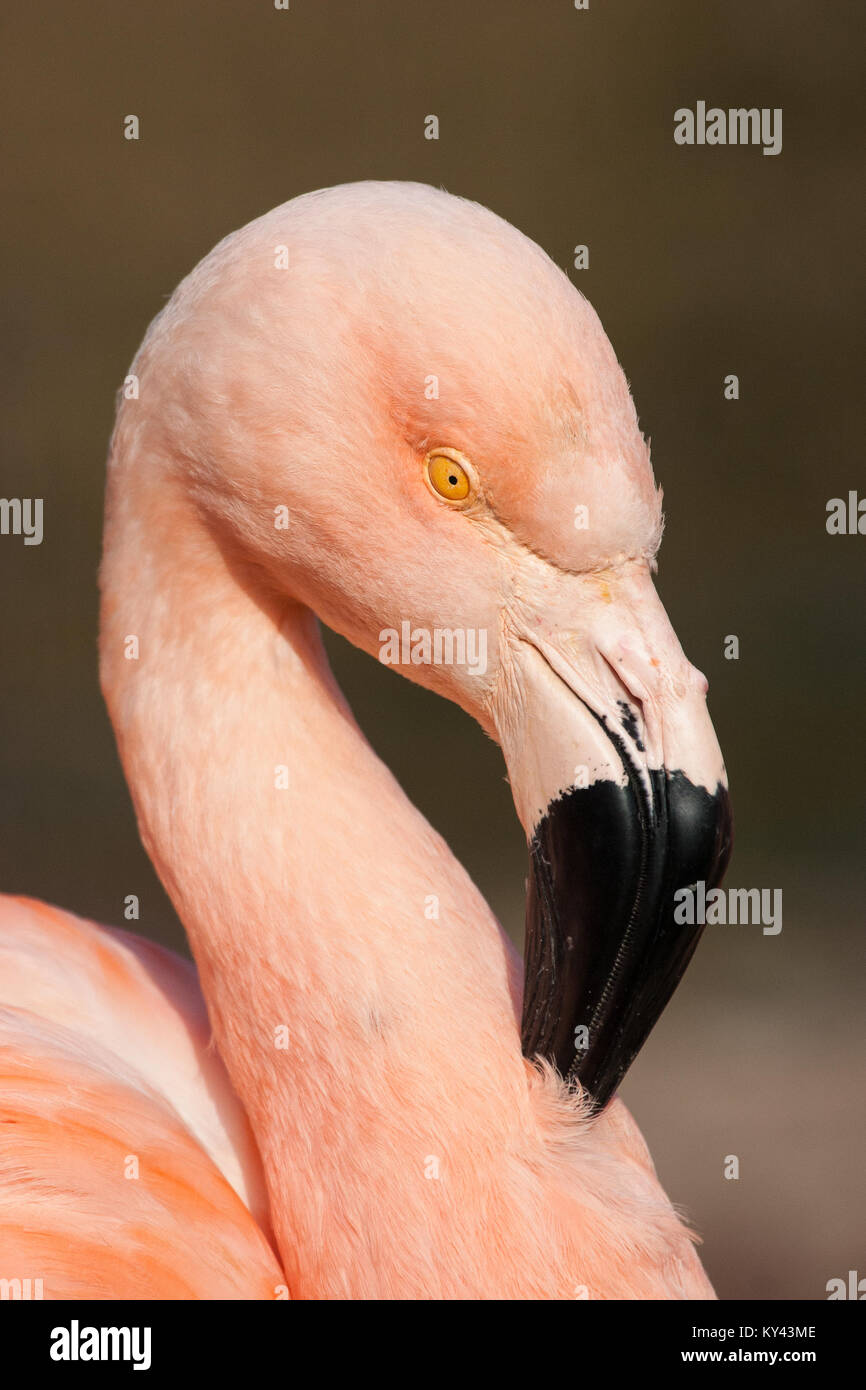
xmin=0 ymin=181 xmax=732 ymax=1300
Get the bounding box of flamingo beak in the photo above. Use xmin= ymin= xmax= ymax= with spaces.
xmin=494 ymin=569 xmax=733 ymax=1111
xmin=522 ymin=759 xmax=732 ymax=1112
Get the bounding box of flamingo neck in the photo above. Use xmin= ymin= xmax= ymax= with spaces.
xmin=99 ymin=467 xmax=711 ymax=1299
xmin=100 ymin=485 xmax=557 ymax=1296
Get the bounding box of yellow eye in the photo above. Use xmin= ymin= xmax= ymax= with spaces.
xmin=425 ymin=450 xmax=473 ymax=503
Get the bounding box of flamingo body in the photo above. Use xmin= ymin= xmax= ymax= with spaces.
xmin=0 ymin=896 xmax=281 ymax=1298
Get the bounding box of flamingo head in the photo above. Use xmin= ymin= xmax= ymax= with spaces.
xmin=120 ymin=181 xmax=732 ymax=1109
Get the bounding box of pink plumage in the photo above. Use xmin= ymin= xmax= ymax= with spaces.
xmin=1 ymin=183 xmax=728 ymax=1298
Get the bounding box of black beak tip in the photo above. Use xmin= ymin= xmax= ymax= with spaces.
xmin=521 ymin=770 xmax=733 ymax=1110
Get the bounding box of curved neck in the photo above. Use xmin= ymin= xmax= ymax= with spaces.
xmin=100 ymin=475 xmax=549 ymax=1295
xmin=99 ymin=465 xmax=711 ymax=1298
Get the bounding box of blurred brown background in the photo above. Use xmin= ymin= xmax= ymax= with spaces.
xmin=1 ymin=1 xmax=863 ymax=1299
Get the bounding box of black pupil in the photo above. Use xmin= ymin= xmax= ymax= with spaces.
xmin=448 ymin=475 xmax=457 ymax=486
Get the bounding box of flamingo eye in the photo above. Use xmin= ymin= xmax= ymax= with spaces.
xmin=425 ymin=450 xmax=474 ymax=504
